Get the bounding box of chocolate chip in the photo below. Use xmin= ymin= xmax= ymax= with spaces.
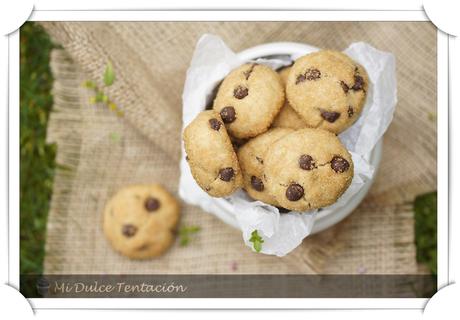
xmin=219 ymin=167 xmax=234 ymax=182
xmin=296 ymin=68 xmax=321 ymax=84
xmin=220 ymin=106 xmax=236 ymax=123
xmin=233 ymin=86 xmax=248 ymax=99
xmin=331 ymin=156 xmax=350 ymax=173
xmin=277 ymin=207 xmax=291 ymax=214
xmin=352 ymin=75 xmax=364 ymax=91
xmin=251 ymin=176 xmax=264 ymax=192
xmin=321 ymin=110 xmax=341 ymax=123
xmin=305 ymin=68 xmax=321 ymax=80
xmin=137 ymin=243 xmax=150 ymax=251
xmin=122 ymin=224 xmax=137 ymax=237
xmin=145 ymin=197 xmax=160 ymax=212
xmin=209 ymin=118 xmax=222 ymax=131
xmin=295 ymin=74 xmax=306 ymax=84
xmin=286 ymin=183 xmax=304 ymax=201
xmin=348 ymin=106 xmax=354 ymax=118
xmin=340 ymin=81 xmax=349 ymax=93
xmin=185 ymin=155 xmax=190 ymax=161
xmin=299 ymin=154 xmax=316 ymax=170
xmin=255 ymin=156 xmax=264 ymax=164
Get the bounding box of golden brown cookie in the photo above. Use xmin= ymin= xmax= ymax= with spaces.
xmin=286 ymin=50 xmax=368 ymax=134
xmin=183 ymin=110 xmax=243 ymax=197
xmin=103 ymin=184 xmax=180 ymax=259
xmin=237 ymin=128 xmax=294 ymax=205
xmin=213 ymin=63 xmax=285 ymax=139
xmin=272 ymin=66 xmax=308 ymax=130
xmin=264 ymin=128 xmax=354 ymax=211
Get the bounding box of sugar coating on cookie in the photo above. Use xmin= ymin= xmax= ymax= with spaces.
xmin=103 ymin=184 xmax=180 ymax=259
xmin=183 ymin=110 xmax=243 ymax=197
xmin=272 ymin=66 xmax=308 ymax=130
xmin=264 ymin=128 xmax=354 ymax=211
xmin=286 ymin=50 xmax=368 ymax=134
xmin=213 ymin=63 xmax=285 ymax=139
xmin=237 ymin=128 xmax=294 ymax=206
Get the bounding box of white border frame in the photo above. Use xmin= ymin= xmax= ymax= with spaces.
xmin=8 ymin=10 xmax=448 ymax=310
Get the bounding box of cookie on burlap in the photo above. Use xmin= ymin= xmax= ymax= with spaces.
xmin=213 ymin=63 xmax=285 ymax=139
xmin=183 ymin=110 xmax=243 ymax=197
xmin=286 ymin=50 xmax=368 ymax=134
xmin=264 ymin=128 xmax=353 ymax=211
xmin=237 ymin=128 xmax=294 ymax=205
xmin=272 ymin=66 xmax=308 ymax=130
xmin=103 ymin=184 xmax=180 ymax=259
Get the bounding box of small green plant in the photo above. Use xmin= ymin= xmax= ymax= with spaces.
xmin=103 ymin=61 xmax=115 ymax=86
xmin=178 ymin=225 xmax=201 ymax=247
xmin=83 ymin=61 xmax=123 ymax=117
xmin=249 ymin=230 xmax=264 ymax=253
xmin=20 ymin=23 xmax=57 ymax=298
xmin=414 ymin=191 xmax=437 ymax=275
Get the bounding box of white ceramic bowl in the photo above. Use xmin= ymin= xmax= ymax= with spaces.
xmin=209 ymin=42 xmax=382 ymax=234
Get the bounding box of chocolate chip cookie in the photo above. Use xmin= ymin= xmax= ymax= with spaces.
xmin=213 ymin=63 xmax=285 ymax=139
xmin=103 ymin=184 xmax=180 ymax=259
xmin=183 ymin=110 xmax=243 ymax=197
xmin=264 ymin=128 xmax=354 ymax=211
xmin=237 ymin=128 xmax=294 ymax=205
xmin=286 ymin=50 xmax=369 ymax=134
xmin=272 ymin=66 xmax=308 ymax=130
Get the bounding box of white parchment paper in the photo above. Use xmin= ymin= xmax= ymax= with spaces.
xmin=179 ymin=34 xmax=397 ymax=256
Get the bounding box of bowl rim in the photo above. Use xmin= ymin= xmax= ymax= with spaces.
xmin=209 ymin=41 xmax=383 ymax=235
xmin=237 ymin=41 xmax=320 ymax=61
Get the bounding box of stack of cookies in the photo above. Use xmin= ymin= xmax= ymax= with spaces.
xmin=183 ymin=50 xmax=369 ymax=212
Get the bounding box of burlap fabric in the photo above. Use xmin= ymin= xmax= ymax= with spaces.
xmin=40 ymin=22 xmax=437 ymax=275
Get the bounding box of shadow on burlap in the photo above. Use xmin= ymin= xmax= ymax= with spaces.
xmin=39 ymin=22 xmax=437 ymax=275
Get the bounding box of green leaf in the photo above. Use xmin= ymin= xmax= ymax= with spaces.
xmin=82 ymin=80 xmax=96 ymax=89
xmin=178 ymin=225 xmax=201 ymax=247
xmin=103 ymin=61 xmax=115 ymax=86
xmin=108 ymin=102 xmax=117 ymax=111
xmin=95 ymin=91 xmax=105 ymax=103
xmin=249 ymin=230 xmax=264 ymax=253
xmin=180 ymin=237 xmax=189 ymax=247
xmin=180 ymin=225 xmax=201 ymax=234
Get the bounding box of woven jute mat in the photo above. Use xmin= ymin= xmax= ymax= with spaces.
xmin=40 ymin=22 xmax=437 ymax=275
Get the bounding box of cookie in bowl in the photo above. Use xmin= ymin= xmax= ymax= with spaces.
xmin=272 ymin=66 xmax=308 ymax=130
xmin=213 ymin=63 xmax=285 ymax=139
xmin=183 ymin=110 xmax=243 ymax=197
xmin=103 ymin=184 xmax=180 ymax=259
xmin=264 ymin=128 xmax=354 ymax=211
xmin=286 ymin=50 xmax=368 ymax=134
xmin=237 ymin=128 xmax=294 ymax=206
